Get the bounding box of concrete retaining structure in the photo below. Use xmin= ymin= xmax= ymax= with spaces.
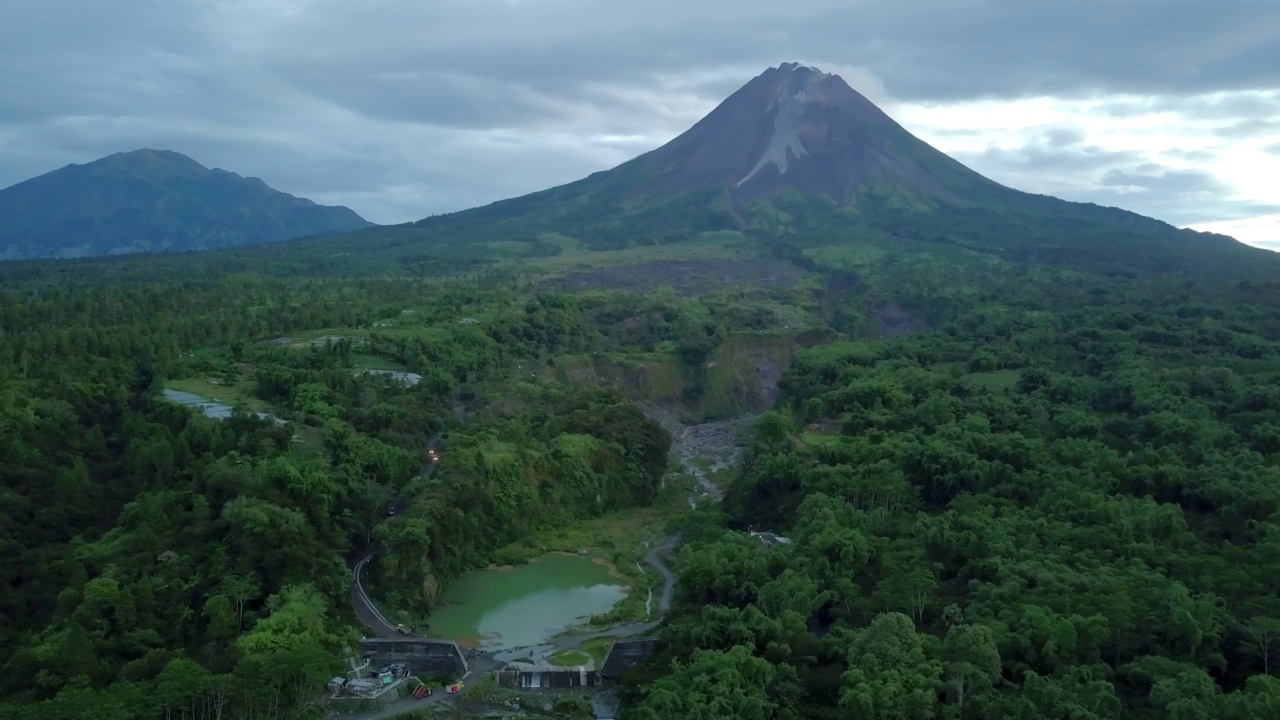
xmin=493 ymin=669 xmax=601 ymax=688
xmin=600 ymin=638 xmax=659 ymax=678
xmin=359 ymin=638 xmax=468 ymax=679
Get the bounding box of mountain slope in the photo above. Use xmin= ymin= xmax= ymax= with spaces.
xmin=257 ymin=62 xmax=1260 ymax=280
xmin=0 ymin=149 xmax=374 ymax=260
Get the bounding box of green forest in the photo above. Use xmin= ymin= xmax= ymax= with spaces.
xmin=618 ymin=274 xmax=1280 ymax=719
xmin=2 ymin=224 xmax=1280 ymax=720
xmin=0 ymin=275 xmax=684 ymax=719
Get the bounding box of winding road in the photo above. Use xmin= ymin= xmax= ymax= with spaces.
xmin=541 ymin=535 xmax=680 ymax=652
xmin=349 ymin=434 xmax=441 ymax=639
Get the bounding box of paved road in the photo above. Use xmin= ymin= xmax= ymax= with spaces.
xmin=542 ymin=535 xmax=679 ymax=651
xmin=647 ymin=535 xmax=678 ymax=614
xmin=350 ymin=555 xmax=401 ymax=637
xmin=350 ymin=435 xmax=442 ymax=638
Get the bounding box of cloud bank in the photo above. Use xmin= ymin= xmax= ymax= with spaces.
xmin=1 ymin=0 xmax=1276 ymax=247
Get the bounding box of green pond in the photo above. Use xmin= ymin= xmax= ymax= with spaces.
xmin=427 ymin=553 xmax=628 ymax=649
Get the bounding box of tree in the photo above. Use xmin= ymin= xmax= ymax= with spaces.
xmin=626 ymin=645 xmax=790 ymax=720
xmin=1242 ymin=618 xmax=1280 ymax=676
xmin=839 ymin=613 xmax=942 ymax=720
xmin=942 ymin=623 xmax=1002 ymax=717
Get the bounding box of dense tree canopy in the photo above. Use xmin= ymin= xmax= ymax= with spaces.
xmin=4 ymin=233 xmax=1280 ymax=720
xmin=620 ymin=276 xmax=1280 ymax=719
xmin=0 ymin=275 xmax=677 ymax=719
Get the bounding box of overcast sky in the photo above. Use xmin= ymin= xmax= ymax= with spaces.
xmin=2 ymin=0 xmax=1278 ymax=250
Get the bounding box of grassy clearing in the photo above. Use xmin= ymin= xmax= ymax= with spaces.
xmin=166 ymin=377 xmax=271 ymax=413
xmin=799 ymin=431 xmax=849 ymax=452
xmin=491 ymin=476 xmax=692 ymax=627
xmin=580 ymin=637 xmax=614 ymax=665
xmin=485 ymin=240 xmax=539 ymax=255
xmin=547 ymin=648 xmax=592 ymax=667
xmin=283 ymin=330 xmax=369 ymax=348
xmin=350 ymin=352 xmax=408 ymax=371
xmin=963 ymin=369 xmax=1021 ymax=393
xmin=494 ymin=471 xmax=692 ymax=564
xmin=688 ymin=457 xmax=737 ymax=492
xmin=492 ymin=506 xmax=669 ymax=569
xmin=803 ymin=243 xmax=886 ymax=269
xmin=513 ymin=230 xmax=762 ymax=275
xmin=707 ymin=467 xmax=737 ymax=492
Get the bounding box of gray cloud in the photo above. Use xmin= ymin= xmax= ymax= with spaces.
xmin=1166 ymin=149 xmax=1218 ymax=162
xmin=958 ymin=140 xmax=1144 ymax=177
xmin=1215 ymin=119 xmax=1280 ymax=139
xmin=246 ymin=0 xmax=1280 ymax=104
xmin=955 ymin=135 xmax=1280 ymax=227
xmin=1098 ymin=168 xmax=1223 ymax=196
xmin=1 ymin=0 xmax=1278 ymax=231
xmin=1044 ymin=127 xmax=1087 ymax=148
xmin=1107 ymin=87 xmax=1280 ymax=120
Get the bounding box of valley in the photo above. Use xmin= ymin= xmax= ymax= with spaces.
xmin=2 ymin=61 xmax=1280 ymax=720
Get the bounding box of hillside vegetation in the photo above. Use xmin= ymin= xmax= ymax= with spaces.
xmin=618 ymin=272 xmax=1280 ymax=720
xmin=0 ymin=149 xmax=372 ymax=260
xmin=5 ymin=239 xmax=1278 ymax=719
xmin=0 ymin=276 xmax=677 ymax=719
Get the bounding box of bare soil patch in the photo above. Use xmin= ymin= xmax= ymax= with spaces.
xmin=537 ymin=258 xmax=810 ymax=296
xmin=874 ymin=302 xmax=928 ymax=337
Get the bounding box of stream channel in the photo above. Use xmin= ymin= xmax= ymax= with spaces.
xmin=161 ymin=388 xmax=277 ymax=422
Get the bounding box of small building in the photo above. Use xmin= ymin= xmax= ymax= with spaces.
xmin=747 ymin=526 xmax=791 ymax=548
xmin=345 ymin=679 xmax=381 ymax=696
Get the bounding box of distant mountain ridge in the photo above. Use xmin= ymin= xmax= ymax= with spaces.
xmin=0 ymin=149 xmax=373 ymax=260
xmin=3 ymin=65 xmax=1273 ymax=281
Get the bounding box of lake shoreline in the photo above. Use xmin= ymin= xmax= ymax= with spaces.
xmin=425 ymin=552 xmax=630 ymax=651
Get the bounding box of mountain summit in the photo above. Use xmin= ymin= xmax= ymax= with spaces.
xmin=619 ymin=62 xmax=1008 ymax=207
xmin=0 ymin=149 xmax=374 ymax=260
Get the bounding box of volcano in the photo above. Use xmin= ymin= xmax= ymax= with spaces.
xmin=599 ymin=61 xmax=1011 ymax=207
xmin=406 ymin=62 xmax=1024 ymax=238
xmin=385 ymin=62 xmax=1268 ymax=273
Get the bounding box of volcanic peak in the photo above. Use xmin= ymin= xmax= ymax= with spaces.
xmin=737 ymin=63 xmax=836 ymax=186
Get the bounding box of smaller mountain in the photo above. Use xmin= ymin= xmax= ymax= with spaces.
xmin=0 ymin=149 xmax=373 ymax=260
